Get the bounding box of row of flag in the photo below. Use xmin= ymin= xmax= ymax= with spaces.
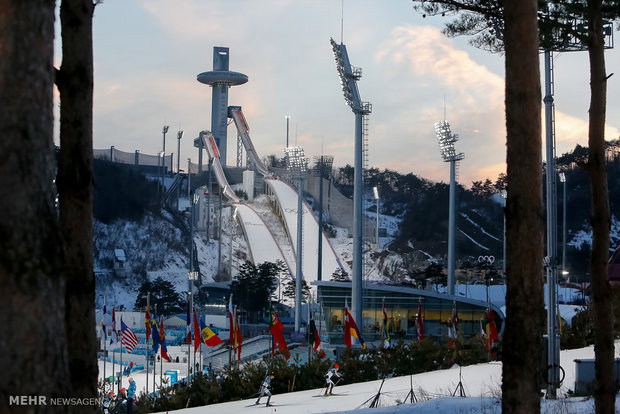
xmin=101 ymin=294 xmax=503 ymax=362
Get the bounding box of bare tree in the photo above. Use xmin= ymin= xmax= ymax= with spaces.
xmin=583 ymin=2 xmax=614 ymax=411
xmin=56 ymin=0 xmax=98 ymax=406
xmin=56 ymin=0 xmax=98 ymax=405
xmin=413 ymin=1 xmax=545 ymax=411
xmin=0 ymin=0 xmax=71 ymax=411
xmin=502 ymin=2 xmax=546 ymax=412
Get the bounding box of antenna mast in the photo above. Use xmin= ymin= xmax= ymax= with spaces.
xmin=340 ymin=0 xmax=344 ymax=44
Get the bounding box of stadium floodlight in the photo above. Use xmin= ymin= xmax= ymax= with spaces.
xmin=330 ymin=37 xmax=372 ymax=336
xmin=286 ymin=146 xmax=308 ymax=332
xmin=285 ymin=146 xmax=308 ymax=177
xmin=434 ymin=120 xmax=464 ymax=297
xmin=435 ymin=121 xmax=464 ymax=162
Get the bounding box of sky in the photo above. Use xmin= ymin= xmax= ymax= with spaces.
xmin=54 ymin=0 xmax=620 ymax=186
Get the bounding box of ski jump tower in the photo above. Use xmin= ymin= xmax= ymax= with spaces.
xmin=197 ymin=47 xmax=248 ymax=166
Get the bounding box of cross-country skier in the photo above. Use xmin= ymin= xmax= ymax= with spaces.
xmin=255 ymin=374 xmax=274 ymax=406
xmin=324 ymin=364 xmax=342 ymax=395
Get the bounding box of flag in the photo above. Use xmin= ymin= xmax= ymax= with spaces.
xmin=236 ymin=316 xmax=243 ymax=361
xmin=416 ymin=299 xmax=424 ymax=341
xmin=309 ymin=319 xmax=321 ymax=352
xmin=159 ymin=318 xmax=171 ymax=362
xmin=448 ymin=301 xmax=458 ymax=346
xmin=558 ymin=304 xmax=563 ymax=334
xmin=344 ymin=299 xmax=365 ymax=350
xmin=145 ymin=293 xmax=151 ymax=344
xmin=382 ymin=297 xmax=390 ymax=346
xmin=269 ymin=303 xmax=289 ymax=360
xmin=151 ymin=317 xmax=161 ymax=354
xmin=344 ymin=300 xmax=351 ymax=349
xmin=121 ymin=319 xmax=138 ymax=353
xmin=186 ymin=297 xmax=192 ymax=345
xmin=200 ymin=318 xmax=224 ymax=347
xmin=228 ymin=295 xmax=236 ymax=346
xmin=485 ymin=306 xmax=498 ymax=350
xmin=110 ymin=306 xmax=118 ymax=345
xmin=100 ymin=295 xmax=112 ymax=337
xmin=193 ymin=308 xmax=201 ymax=354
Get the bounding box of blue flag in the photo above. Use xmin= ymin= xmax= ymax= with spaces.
xmin=151 ymin=317 xmax=161 ymax=354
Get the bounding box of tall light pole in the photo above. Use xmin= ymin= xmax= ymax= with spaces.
xmin=177 ymin=130 xmax=184 ymax=208
xmin=162 ymin=125 xmax=169 ymax=203
xmin=434 ymin=121 xmax=464 ymax=296
xmin=286 ymin=146 xmax=308 ymax=332
xmin=285 ymin=115 xmax=291 ymax=149
xmin=500 ymin=190 xmax=507 ymax=275
xmin=539 ymin=15 xmax=613 ymax=398
xmin=314 ymin=155 xmax=333 ymax=282
xmin=559 ymin=172 xmax=567 ymax=280
xmin=330 ymin=37 xmax=372 ymax=329
xmin=373 ymin=186 xmax=379 ymax=247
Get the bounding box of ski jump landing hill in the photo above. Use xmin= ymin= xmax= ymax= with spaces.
xmin=202 ymin=106 xmax=344 ymax=284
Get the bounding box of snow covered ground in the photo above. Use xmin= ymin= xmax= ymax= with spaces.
xmin=98 ymin=342 xmax=619 ymax=414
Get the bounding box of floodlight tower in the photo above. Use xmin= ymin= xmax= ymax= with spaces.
xmin=286 ymin=146 xmax=308 ymax=332
xmin=197 ymin=47 xmax=248 ymax=167
xmin=434 ymin=121 xmax=464 ymax=296
xmin=330 ymin=37 xmax=372 ymax=330
xmin=538 ymin=16 xmax=613 ymax=398
xmin=314 ymin=155 xmax=334 ymax=282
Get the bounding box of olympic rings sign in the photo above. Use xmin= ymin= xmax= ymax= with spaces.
xmin=478 ymin=255 xmax=495 ymax=265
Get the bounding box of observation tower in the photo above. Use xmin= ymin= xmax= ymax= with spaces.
xmin=197 ymin=47 xmax=248 ymax=166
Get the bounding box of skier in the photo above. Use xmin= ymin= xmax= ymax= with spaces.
xmin=324 ymin=364 xmax=342 ymax=395
xmin=255 ymin=374 xmax=274 ymax=406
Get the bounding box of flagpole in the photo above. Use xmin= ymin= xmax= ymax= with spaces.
xmin=102 ymin=294 xmax=107 ymax=391
xmin=145 ymin=293 xmax=150 ymax=398
xmin=119 ymin=326 xmax=123 ymax=394
xmin=153 ymin=306 xmax=156 ymax=397
xmin=188 ymin=297 xmax=192 ymax=385
xmin=112 ymin=339 xmax=115 ymax=394
xmin=186 ymin=294 xmax=194 ymax=385
xmin=307 ymin=297 xmax=311 ymax=363
xmin=160 ymin=318 xmax=163 ymax=392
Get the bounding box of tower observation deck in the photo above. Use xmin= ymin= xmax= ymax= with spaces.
xmin=197 ymin=47 xmax=248 ymax=166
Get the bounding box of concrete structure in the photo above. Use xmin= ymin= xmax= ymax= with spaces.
xmin=197 ymin=47 xmax=248 ymax=166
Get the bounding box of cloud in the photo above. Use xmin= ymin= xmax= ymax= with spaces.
xmin=372 ymin=25 xmax=506 ymax=184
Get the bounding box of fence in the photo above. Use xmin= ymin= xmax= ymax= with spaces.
xmin=94 ymin=146 xmax=208 ymax=174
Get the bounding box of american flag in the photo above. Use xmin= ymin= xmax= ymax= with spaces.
xmin=121 ymin=319 xmax=138 ymax=353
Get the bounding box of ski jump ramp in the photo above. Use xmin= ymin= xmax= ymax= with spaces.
xmin=202 ymin=131 xmax=289 ymax=269
xmin=264 ymin=178 xmax=343 ymax=283
xmin=203 ymin=107 xmax=344 ymax=283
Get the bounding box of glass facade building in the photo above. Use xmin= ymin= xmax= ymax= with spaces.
xmin=313 ymin=281 xmax=504 ymax=345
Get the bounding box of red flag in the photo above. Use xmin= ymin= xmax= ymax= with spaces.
xmin=159 ymin=318 xmax=171 ymax=362
xmin=344 ymin=300 xmax=351 ymax=349
xmin=269 ymin=304 xmax=289 ymax=359
xmin=236 ymin=316 xmax=243 ymax=361
xmin=417 ymin=299 xmax=424 ymax=341
xmin=344 ymin=299 xmax=365 ymax=349
xmin=193 ymin=308 xmax=201 ymax=354
xmin=486 ymin=307 xmax=498 ymax=350
xmin=200 ymin=319 xmax=223 ymax=347
xmin=310 ymin=319 xmax=321 ymax=352
xmin=228 ymin=295 xmax=235 ymax=345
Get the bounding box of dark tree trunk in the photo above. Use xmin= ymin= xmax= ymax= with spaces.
xmin=585 ymin=1 xmax=614 ymax=413
xmin=502 ymin=1 xmax=545 ymax=413
xmin=0 ymin=0 xmax=71 ymax=412
xmin=56 ymin=0 xmax=98 ymax=407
